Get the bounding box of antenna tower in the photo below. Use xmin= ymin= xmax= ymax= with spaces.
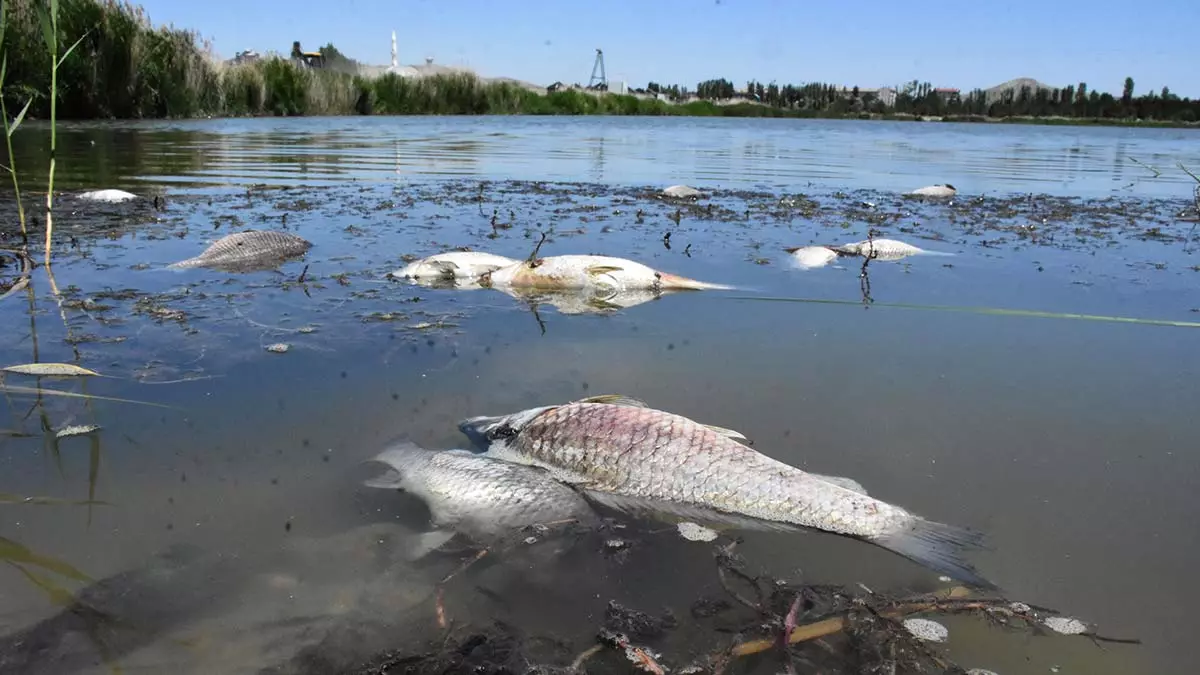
xmin=588 ymin=48 xmax=607 ymax=90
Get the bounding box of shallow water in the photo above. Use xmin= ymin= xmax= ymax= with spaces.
xmin=1 ymin=116 xmax=1199 ymax=675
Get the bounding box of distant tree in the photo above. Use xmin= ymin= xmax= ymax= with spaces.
xmin=1122 ymin=77 xmax=1135 ymax=113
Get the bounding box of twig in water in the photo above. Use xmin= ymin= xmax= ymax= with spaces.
xmin=1180 ymin=162 xmax=1200 ymax=184
xmin=1129 ymin=157 xmax=1161 ymax=177
xmin=296 ymin=264 xmax=309 ymax=284
xmin=525 ymin=230 xmax=549 ymax=266
xmin=434 ymin=547 xmax=490 ymax=629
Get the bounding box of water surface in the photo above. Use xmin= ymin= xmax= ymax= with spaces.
xmin=1 ymin=116 xmax=1198 ymax=675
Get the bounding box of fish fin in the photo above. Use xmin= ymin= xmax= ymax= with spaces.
xmin=871 ymin=518 xmax=997 ymax=590
xmin=581 ymin=491 xmax=805 ymax=534
xmin=575 ymin=394 xmax=651 ymax=408
xmin=782 ymin=246 xmax=802 ymax=253
xmin=585 ymin=264 xmax=624 ymax=277
xmin=702 ymin=423 xmax=751 ymax=445
xmin=808 ymin=473 xmax=869 ymax=496
xmin=404 ymin=530 xmax=459 ymax=561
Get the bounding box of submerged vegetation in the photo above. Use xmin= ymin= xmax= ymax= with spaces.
xmin=0 ymin=0 xmax=1193 ymax=126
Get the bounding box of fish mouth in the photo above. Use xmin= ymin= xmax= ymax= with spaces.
xmin=457 ymin=415 xmax=503 ymax=450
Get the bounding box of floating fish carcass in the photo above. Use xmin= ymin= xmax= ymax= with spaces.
xmin=661 ymin=184 xmax=705 ymax=200
xmin=457 ymin=396 xmax=995 ymax=588
xmin=363 ymin=439 xmax=599 ymax=547
xmin=831 ymin=238 xmax=954 ymax=262
xmin=909 ymin=184 xmax=957 ymax=198
xmin=78 ymin=189 xmax=138 ymax=203
xmin=165 ymin=230 xmax=312 ymax=272
xmin=387 ymin=251 xmax=518 ymax=283
xmin=480 ymin=254 xmax=735 ymax=292
xmin=784 ymin=245 xmax=840 ymax=270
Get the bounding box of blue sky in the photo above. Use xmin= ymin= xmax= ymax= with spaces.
xmin=140 ymin=0 xmax=1200 ymax=97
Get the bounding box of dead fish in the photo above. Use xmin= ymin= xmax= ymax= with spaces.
xmin=387 ymin=251 xmax=517 ymax=283
xmin=662 ymin=185 xmax=705 ymax=199
xmin=457 ymin=396 xmax=995 ymax=588
xmin=784 ymin=245 xmax=839 ymax=270
xmin=831 ymin=238 xmax=954 ymax=262
xmin=909 ymin=184 xmax=957 ymax=198
xmin=78 ymin=189 xmax=137 ymax=203
xmin=363 ymin=439 xmax=599 ymax=548
xmin=165 ymin=230 xmax=312 ymax=272
xmin=480 ymin=254 xmax=736 ymax=292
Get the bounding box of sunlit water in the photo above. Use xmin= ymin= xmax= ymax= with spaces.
xmin=1 ymin=115 xmax=1198 ymax=675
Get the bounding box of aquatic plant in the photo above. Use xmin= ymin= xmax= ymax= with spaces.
xmin=0 ymin=0 xmax=29 ymax=240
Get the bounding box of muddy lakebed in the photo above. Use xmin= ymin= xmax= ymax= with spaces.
xmin=1 ymin=116 xmax=1199 ymax=675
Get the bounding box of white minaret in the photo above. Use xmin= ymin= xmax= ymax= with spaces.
xmin=390 ymin=30 xmax=397 ymax=69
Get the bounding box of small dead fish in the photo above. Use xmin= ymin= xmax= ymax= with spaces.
xmin=480 ymin=254 xmax=735 ymax=292
xmin=54 ymin=424 xmax=101 ymax=439
xmin=662 ymin=185 xmax=705 ymax=200
xmin=831 ymin=238 xmax=954 ymax=262
xmin=457 ymin=395 xmax=995 ymax=588
xmin=166 ymin=230 xmax=312 ymax=272
xmin=387 ymin=251 xmax=517 ymax=283
xmin=78 ymin=189 xmax=137 ymax=203
xmin=909 ymin=184 xmax=957 ymax=198
xmin=363 ymin=439 xmax=599 ymax=546
xmin=784 ymin=245 xmax=839 ymax=270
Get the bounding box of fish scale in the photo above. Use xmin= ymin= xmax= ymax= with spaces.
xmin=461 ymin=400 xmax=996 ymax=588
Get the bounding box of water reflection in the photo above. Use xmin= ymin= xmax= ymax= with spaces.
xmin=11 ymin=117 xmax=1200 ymax=198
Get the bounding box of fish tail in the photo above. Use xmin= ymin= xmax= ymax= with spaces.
xmin=871 ymin=516 xmax=997 ymax=590
xmin=657 ymin=272 xmax=737 ymax=291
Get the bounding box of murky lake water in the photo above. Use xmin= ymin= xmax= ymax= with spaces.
xmin=1 ymin=116 xmax=1198 ymax=674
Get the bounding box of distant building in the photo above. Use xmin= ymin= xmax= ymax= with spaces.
xmin=934 ymin=87 xmax=960 ymax=102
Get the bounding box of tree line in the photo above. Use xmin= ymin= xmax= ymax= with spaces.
xmin=642 ymin=76 xmax=1199 ymax=123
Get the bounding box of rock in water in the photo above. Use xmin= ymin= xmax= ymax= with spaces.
xmin=166 ymin=230 xmax=312 ymax=272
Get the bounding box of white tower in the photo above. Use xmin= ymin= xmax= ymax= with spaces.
xmin=390 ymin=30 xmax=397 ymax=69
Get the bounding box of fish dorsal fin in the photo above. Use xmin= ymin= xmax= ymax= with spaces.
xmin=585 ymin=264 xmax=624 ymax=277
xmin=807 ymin=473 xmax=869 ymax=496
xmin=575 ymin=394 xmax=651 ymax=408
xmin=702 ymin=423 xmax=751 ymax=444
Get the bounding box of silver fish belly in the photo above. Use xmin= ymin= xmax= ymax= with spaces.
xmin=458 ymin=401 xmax=994 ymax=588
xmin=364 ymin=440 xmax=599 ymax=544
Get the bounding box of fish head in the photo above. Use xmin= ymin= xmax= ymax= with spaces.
xmin=457 ymin=405 xmax=555 ymax=452
xmin=362 ymin=438 xmax=436 ymax=491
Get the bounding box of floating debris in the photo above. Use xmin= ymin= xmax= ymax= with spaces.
xmin=1043 ymin=616 xmax=1090 ymax=635
xmin=264 ymin=343 xmax=290 ymax=353
xmin=676 ymin=521 xmax=719 ymax=542
xmin=903 ymin=617 xmax=950 ymax=642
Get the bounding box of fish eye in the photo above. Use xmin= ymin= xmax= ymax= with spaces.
xmin=486 ymin=425 xmax=517 ymax=440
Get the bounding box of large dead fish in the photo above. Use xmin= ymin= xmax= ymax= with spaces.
xmin=480 ymin=254 xmax=735 ymax=292
xmin=831 ymin=238 xmax=954 ymax=262
xmin=387 ymin=251 xmax=517 ymax=283
xmin=166 ymin=230 xmax=312 ymax=272
xmin=457 ymin=396 xmax=995 ymax=588
xmin=363 ymin=439 xmax=599 ymax=552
